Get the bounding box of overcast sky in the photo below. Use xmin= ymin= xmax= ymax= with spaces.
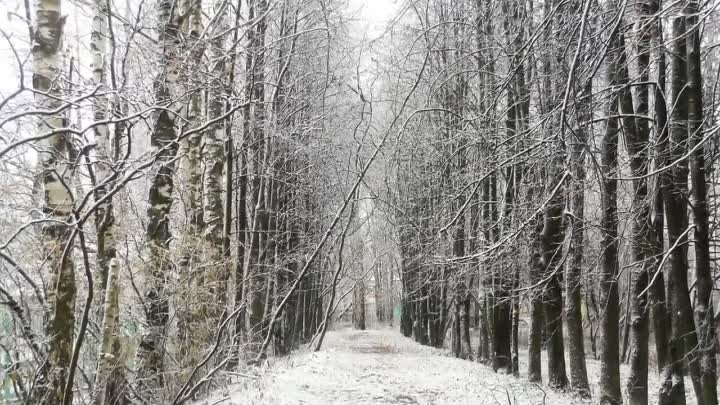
xmin=349 ymin=0 xmax=400 ymax=40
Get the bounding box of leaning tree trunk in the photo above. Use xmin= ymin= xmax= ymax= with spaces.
xmin=32 ymin=1 xmax=77 ymax=403
xmin=135 ymin=0 xmax=181 ymax=394
xmin=598 ymin=18 xmax=624 ymax=405
xmin=686 ymin=0 xmax=717 ymax=402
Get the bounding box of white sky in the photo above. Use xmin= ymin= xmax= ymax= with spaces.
xmin=348 ymin=0 xmax=400 ymax=40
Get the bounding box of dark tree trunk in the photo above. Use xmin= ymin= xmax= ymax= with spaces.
xmin=492 ymin=186 xmax=512 ymax=371
xmin=478 ymin=291 xmax=491 ymax=363
xmin=649 ymin=5 xmax=670 ymax=372
xmin=566 ymin=82 xmax=591 ymax=398
xmin=511 ymin=272 xmax=520 ymax=376
xmin=541 ymin=176 xmax=568 ymax=389
xmin=528 ymin=215 xmax=544 ymax=383
xmin=245 ymin=0 xmax=269 ymax=355
xmin=400 ymin=258 xmax=413 ymax=337
xmin=598 ymin=18 xmax=624 ymax=404
xmin=659 ymin=14 xmax=701 ymax=405
xmin=492 ymin=293 xmax=512 ymax=372
xmin=438 ymin=270 xmax=448 ymax=348
xmin=293 ymin=287 xmax=305 ymax=346
xmin=452 ymin=300 xmax=461 ymax=357
xmin=461 ymin=296 xmax=472 ymax=360
xmin=625 ymin=5 xmax=653 ymax=400
xmin=478 ymin=178 xmax=493 ymax=365
xmin=413 ymin=287 xmax=427 ymax=344
xmin=686 ymin=1 xmax=717 ymax=402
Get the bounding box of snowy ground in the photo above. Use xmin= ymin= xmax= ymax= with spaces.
xmin=199 ymin=327 xmax=697 ymax=404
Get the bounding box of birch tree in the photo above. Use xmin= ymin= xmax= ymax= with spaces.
xmin=135 ymin=0 xmax=183 ymax=393
xmin=31 ymin=0 xmax=77 ymax=402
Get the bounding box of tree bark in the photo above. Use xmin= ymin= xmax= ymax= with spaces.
xmin=354 ymin=280 xmax=367 ymax=331
xmin=246 ymin=0 xmax=269 ymax=354
xmin=566 ymin=82 xmax=591 ymax=398
xmin=136 ymin=0 xmax=182 ymax=393
xmin=91 ymin=0 xmax=116 ymax=297
xmin=598 ymin=17 xmax=624 ymax=405
xmin=626 ymin=5 xmax=653 ymax=400
xmin=649 ymin=1 xmax=670 ymax=372
xmin=528 ymin=216 xmax=544 ymax=383
xmin=541 ymin=176 xmax=568 ymax=389
xmin=93 ymin=259 xmax=122 ymax=405
xmin=658 ymin=13 xmax=701 ymax=405
xmin=203 ymin=0 xmax=230 ymax=323
xmin=686 ymin=0 xmax=717 ymax=402
xmin=32 ymin=1 xmax=77 ymax=403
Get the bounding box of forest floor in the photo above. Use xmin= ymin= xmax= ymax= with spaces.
xmin=201 ymin=327 xmax=696 ymax=405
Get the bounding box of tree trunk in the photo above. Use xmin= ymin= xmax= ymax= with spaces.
xmin=136 ymin=0 xmax=182 ymax=393
xmin=353 ymin=280 xmax=366 ymax=331
xmin=686 ymin=1 xmax=717 ymax=402
xmin=511 ymin=282 xmax=519 ymax=376
xmin=649 ymin=3 xmax=670 ymax=372
xmin=91 ymin=0 xmax=115 ymax=297
xmin=478 ymin=295 xmax=491 ymax=363
xmin=90 ymin=0 xmax=124 ymax=400
xmin=541 ymin=176 xmax=568 ymax=389
xmin=246 ymin=0 xmax=269 ymax=354
xmin=566 ymin=81 xmax=591 ymax=398
xmin=176 ymin=0 xmax=203 ymax=366
xmin=93 ymin=260 xmax=122 ymax=405
xmin=598 ymin=18 xmax=624 ymax=404
xmin=658 ymin=13 xmax=701 ymax=405
xmin=625 ymin=6 xmax=653 ymax=400
xmin=528 ymin=215 xmax=544 ymax=383
xmin=203 ymin=0 xmax=230 ymax=323
xmin=31 ymin=1 xmax=77 ymax=403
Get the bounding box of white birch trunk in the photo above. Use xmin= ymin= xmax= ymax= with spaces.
xmin=135 ymin=0 xmax=183 ymax=394
xmin=92 ymin=259 xmax=121 ymax=405
xmin=32 ymin=0 xmax=77 ymax=403
xmin=203 ymin=0 xmax=229 ymax=318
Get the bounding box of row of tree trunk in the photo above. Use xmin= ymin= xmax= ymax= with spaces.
xmin=393 ymin=1 xmax=719 ymax=405
xmin=21 ymin=0 xmax=358 ymax=403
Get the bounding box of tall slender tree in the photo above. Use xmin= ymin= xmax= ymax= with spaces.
xmin=135 ymin=0 xmax=182 ymax=392
xmin=658 ymin=10 xmax=701 ymax=405
xmin=625 ymin=2 xmax=653 ymax=401
xmin=598 ymin=13 xmax=625 ymax=405
xmin=686 ymin=0 xmax=718 ymax=402
xmin=31 ymin=0 xmax=76 ymax=402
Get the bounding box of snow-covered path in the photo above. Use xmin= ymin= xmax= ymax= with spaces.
xmin=215 ymin=328 xmax=590 ymax=404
